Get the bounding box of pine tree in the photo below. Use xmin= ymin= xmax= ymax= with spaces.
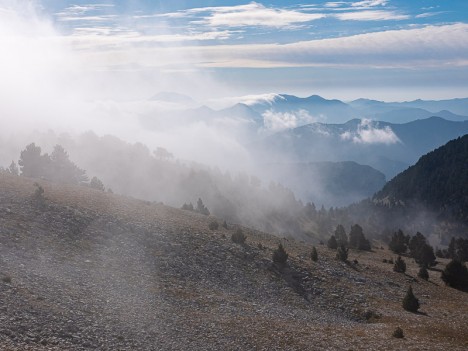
xmin=273 ymin=243 xmax=288 ymax=264
xmin=336 ymin=244 xmax=348 ymax=262
xmin=18 ymin=143 xmax=47 ymax=178
xmin=196 ymin=198 xmax=210 ymax=216
xmin=418 ymin=266 xmax=429 ymax=280
xmin=231 ymin=229 xmax=246 ymax=245
xmin=402 ymin=286 xmax=420 ymax=312
xmin=49 ymin=145 xmax=87 ymax=184
xmin=441 ymin=260 xmax=468 ymax=290
xmin=389 ymin=229 xmax=407 ymax=254
xmin=349 ymin=224 xmax=371 ymax=251
xmin=327 ymin=235 xmax=338 ymax=250
xmin=89 ymin=176 xmax=105 ymax=191
xmin=311 ymin=246 xmax=318 ymax=262
xmin=334 ymin=224 xmax=348 ymax=247
xmin=8 ymin=161 xmax=19 ymax=176
xmin=393 ymin=256 xmax=406 ymax=273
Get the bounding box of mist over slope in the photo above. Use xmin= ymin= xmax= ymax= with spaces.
xmin=1 ymin=173 xmax=468 ymax=350
xmin=260 ymin=161 xmax=386 ymax=208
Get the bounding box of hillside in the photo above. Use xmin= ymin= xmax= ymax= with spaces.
xmin=1 ymin=174 xmax=468 ymax=350
xmin=375 ymin=135 xmax=468 ymax=224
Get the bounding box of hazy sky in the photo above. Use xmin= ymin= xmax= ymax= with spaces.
xmin=1 ymin=0 xmax=468 ymax=102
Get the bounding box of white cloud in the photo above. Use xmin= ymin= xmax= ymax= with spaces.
xmin=203 ymin=3 xmax=325 ymax=28
xmin=58 ymin=23 xmax=468 ymax=71
xmin=335 ymin=10 xmax=409 ymax=21
xmin=188 ymin=23 xmax=468 ymax=69
xmin=325 ymin=2 xmax=348 ymax=8
xmin=55 ymin=4 xmax=114 ymax=16
xmin=240 ymin=93 xmax=285 ymax=106
xmin=57 ymin=15 xmax=117 ymax=22
xmin=415 ymin=12 xmax=444 ymax=19
xmin=340 ymin=119 xmax=400 ymax=144
xmin=351 ymin=0 xmax=388 ymax=7
xmin=156 ymin=2 xmax=325 ymax=29
xmin=262 ymin=109 xmax=319 ymax=132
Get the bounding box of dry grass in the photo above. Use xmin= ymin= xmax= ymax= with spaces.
xmin=1 ymin=173 xmax=468 ymax=350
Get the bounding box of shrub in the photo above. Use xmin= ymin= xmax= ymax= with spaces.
xmin=441 ymin=259 xmax=468 ymax=291
xmin=181 ymin=202 xmax=194 ymax=211
xmin=393 ymin=256 xmax=406 ymax=273
xmin=402 ymin=286 xmax=420 ymax=312
xmin=311 ymin=246 xmax=318 ymax=262
xmin=336 ymin=245 xmax=348 ymax=262
xmin=273 ymin=243 xmax=288 ymax=264
xmin=89 ymin=176 xmax=105 ymax=191
xmin=418 ymin=266 xmax=429 ymax=281
xmin=196 ymin=198 xmax=210 ymax=216
xmin=327 ymin=235 xmax=338 ymax=250
xmin=231 ymin=229 xmax=246 ymax=245
xmin=33 ymin=182 xmax=46 ymax=208
xmin=208 ymin=221 xmax=219 ymax=230
xmin=392 ymin=327 xmax=404 ymax=338
xmin=2 ymin=276 xmax=12 ymax=284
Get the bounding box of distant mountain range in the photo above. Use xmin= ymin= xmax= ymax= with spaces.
xmin=241 ymin=94 xmax=468 ymax=124
xmin=254 ymin=117 xmax=468 ymax=179
xmin=140 ymin=92 xmax=468 ymax=204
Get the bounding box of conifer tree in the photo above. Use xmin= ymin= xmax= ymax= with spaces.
xmin=441 ymin=260 xmax=468 ymax=290
xmin=334 ymin=225 xmax=348 ymax=247
xmin=389 ymin=229 xmax=407 ymax=254
xmin=311 ymin=246 xmax=318 ymax=262
xmin=196 ymin=198 xmax=210 ymax=216
xmin=418 ymin=266 xmax=429 ymax=281
xmin=393 ymin=256 xmax=406 ymax=273
xmin=327 ymin=235 xmax=338 ymax=250
xmin=402 ymin=286 xmax=420 ymax=312
xmin=336 ymin=244 xmax=348 ymax=262
xmin=273 ymin=243 xmax=288 ymax=264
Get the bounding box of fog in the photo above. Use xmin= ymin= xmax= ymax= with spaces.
xmin=0 ymin=1 xmax=256 ymax=172
xmin=1 ymin=1 xmax=466 ymax=242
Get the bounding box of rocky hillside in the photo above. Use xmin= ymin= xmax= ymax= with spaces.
xmin=1 ymin=174 xmax=467 ymax=350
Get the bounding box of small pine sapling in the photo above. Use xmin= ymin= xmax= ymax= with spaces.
xmin=311 ymin=246 xmax=318 ymax=262
xmin=402 ymin=286 xmax=420 ymax=312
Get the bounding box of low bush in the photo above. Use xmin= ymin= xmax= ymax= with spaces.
xmin=231 ymin=229 xmax=246 ymax=245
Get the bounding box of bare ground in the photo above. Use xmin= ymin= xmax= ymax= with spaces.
xmin=0 ymin=173 xmax=467 ymax=350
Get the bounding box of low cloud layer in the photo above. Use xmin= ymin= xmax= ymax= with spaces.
xmin=340 ymin=119 xmax=400 ymax=144
xmin=262 ymin=109 xmax=321 ymax=132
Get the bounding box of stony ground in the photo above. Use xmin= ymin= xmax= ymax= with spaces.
xmin=0 ymin=173 xmax=467 ymax=350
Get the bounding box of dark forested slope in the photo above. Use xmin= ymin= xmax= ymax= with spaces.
xmin=374 ymin=134 xmax=468 ymax=223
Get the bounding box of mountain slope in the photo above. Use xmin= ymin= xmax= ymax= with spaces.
xmin=1 ymin=173 xmax=468 ymax=350
xmin=374 ymin=134 xmax=468 ymax=223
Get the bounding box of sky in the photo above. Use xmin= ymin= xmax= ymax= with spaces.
xmin=0 ymin=0 xmax=467 ymax=180
xmin=1 ymin=0 xmax=468 ymax=102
